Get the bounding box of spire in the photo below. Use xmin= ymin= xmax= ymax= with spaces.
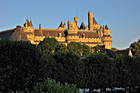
xmin=26 ymin=19 xmax=30 ymax=25
xmin=105 ymin=24 xmax=109 ymax=30
xmin=64 ymin=22 xmax=66 ymax=25
xmin=80 ymin=21 xmax=86 ymax=29
xmin=29 ymin=19 xmax=33 ymax=27
xmin=24 ymin=19 xmax=30 ymax=27
xmin=63 ymin=22 xmax=66 ymax=28
xmin=59 ymin=21 xmax=63 ymax=27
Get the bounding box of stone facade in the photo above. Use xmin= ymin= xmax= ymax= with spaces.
xmin=0 ymin=11 xmax=112 ymax=49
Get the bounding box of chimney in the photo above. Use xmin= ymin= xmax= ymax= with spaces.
xmin=39 ymin=24 xmax=42 ymax=29
xmin=74 ymin=17 xmax=79 ymax=27
xmin=88 ymin=11 xmax=94 ymax=30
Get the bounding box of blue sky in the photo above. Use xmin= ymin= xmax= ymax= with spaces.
xmin=0 ymin=0 xmax=140 ymax=49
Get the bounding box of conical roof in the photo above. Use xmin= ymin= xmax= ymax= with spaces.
xmin=29 ymin=20 xmax=33 ymax=27
xmin=105 ymin=25 xmax=109 ymax=30
xmin=59 ymin=21 xmax=63 ymax=27
xmin=80 ymin=21 xmax=86 ymax=29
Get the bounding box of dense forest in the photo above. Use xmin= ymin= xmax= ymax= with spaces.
xmin=0 ymin=38 xmax=140 ymax=93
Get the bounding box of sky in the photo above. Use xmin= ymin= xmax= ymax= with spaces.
xmin=0 ymin=0 xmax=140 ymax=49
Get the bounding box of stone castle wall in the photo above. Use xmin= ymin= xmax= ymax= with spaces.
xmin=0 ymin=11 xmax=112 ymax=49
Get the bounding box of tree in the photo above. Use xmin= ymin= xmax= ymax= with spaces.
xmin=114 ymin=55 xmax=134 ymax=93
xmin=55 ymin=44 xmax=68 ymax=54
xmin=33 ymin=78 xmax=79 ymax=93
xmin=80 ymin=44 xmax=91 ymax=56
xmin=92 ymin=45 xmax=104 ymax=53
xmin=67 ymin=42 xmax=91 ymax=56
xmin=37 ymin=38 xmax=59 ymax=56
xmin=0 ymin=40 xmax=42 ymax=93
xmin=83 ymin=53 xmax=116 ymax=93
xmin=132 ymin=56 xmax=140 ymax=91
xmin=39 ymin=55 xmax=57 ymax=81
xmin=52 ymin=52 xmax=85 ymax=88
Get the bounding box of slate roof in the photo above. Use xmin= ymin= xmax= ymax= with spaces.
xmin=78 ymin=31 xmax=98 ymax=38
xmin=34 ymin=29 xmax=99 ymax=38
xmin=0 ymin=29 xmax=16 ymax=39
xmin=34 ymin=29 xmax=65 ymax=37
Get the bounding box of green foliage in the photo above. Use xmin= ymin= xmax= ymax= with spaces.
xmin=83 ymin=53 xmax=117 ymax=88
xmin=41 ymin=52 xmax=85 ymax=88
xmin=113 ymin=55 xmax=135 ymax=87
xmin=1 ymin=38 xmax=140 ymax=93
xmin=39 ymin=55 xmax=57 ymax=80
xmin=55 ymin=44 xmax=68 ymax=54
xmin=67 ymin=42 xmax=91 ymax=56
xmin=54 ymin=52 xmax=85 ymax=87
xmin=92 ymin=45 xmax=104 ymax=53
xmin=37 ymin=38 xmax=59 ymax=55
xmin=0 ymin=40 xmax=42 ymax=92
xmin=33 ymin=78 xmax=79 ymax=93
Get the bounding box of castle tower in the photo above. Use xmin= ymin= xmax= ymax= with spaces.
xmin=67 ymin=19 xmax=78 ymax=30
xmin=88 ymin=11 xmax=94 ymax=30
xmin=58 ymin=21 xmax=66 ymax=30
xmin=23 ymin=19 xmax=34 ymax=32
xmin=102 ymin=25 xmax=112 ymax=49
xmin=103 ymin=25 xmax=111 ymax=35
xmin=97 ymin=26 xmax=103 ymax=37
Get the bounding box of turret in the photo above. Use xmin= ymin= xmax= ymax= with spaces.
xmin=24 ymin=19 xmax=33 ymax=28
xmin=88 ymin=11 xmax=100 ymax=30
xmin=67 ymin=19 xmax=78 ymax=30
xmin=97 ymin=26 xmax=103 ymax=37
xmin=103 ymin=25 xmax=111 ymax=35
xmin=58 ymin=21 xmax=66 ymax=30
xmin=102 ymin=25 xmax=112 ymax=49
xmin=23 ymin=19 xmax=34 ymax=32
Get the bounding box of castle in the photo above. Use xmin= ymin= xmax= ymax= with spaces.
xmin=0 ymin=11 xmax=112 ymax=49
